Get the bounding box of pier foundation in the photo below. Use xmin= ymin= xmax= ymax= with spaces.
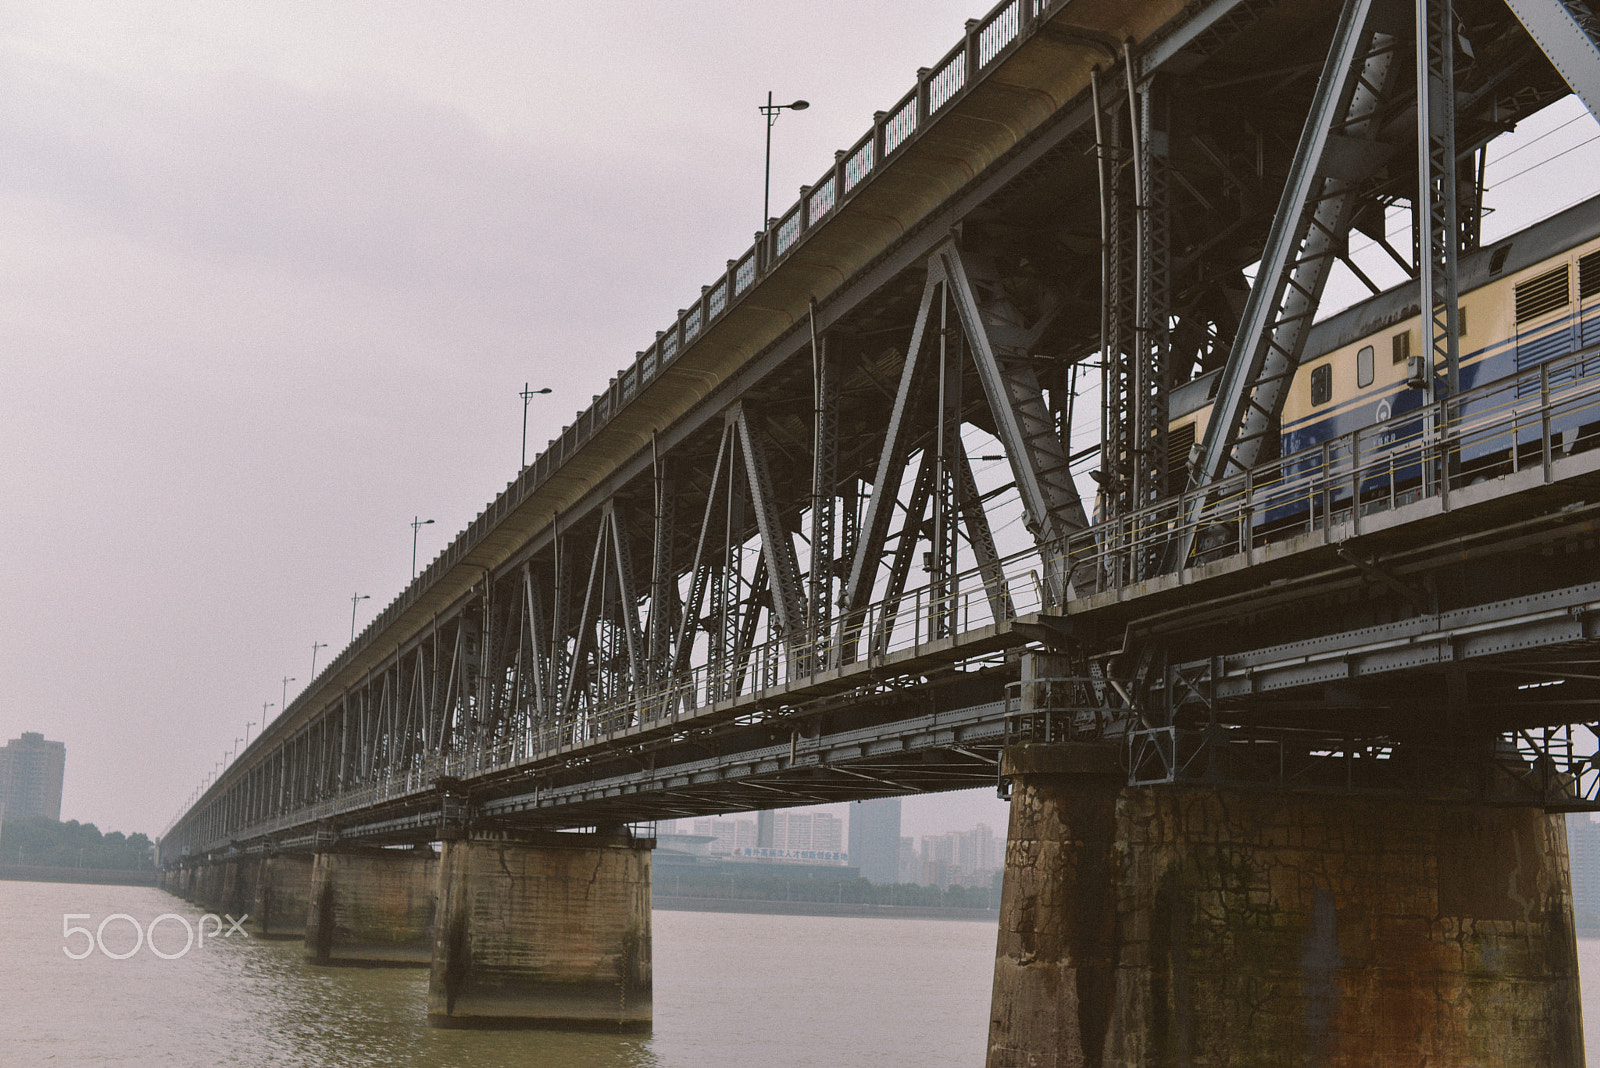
xmin=252 ymin=853 xmax=314 ymax=939
xmin=220 ymin=855 xmax=258 ymax=919
xmin=987 ymin=744 xmax=1584 ymax=1067
xmin=195 ymin=859 xmax=226 ymax=912
xmin=305 ymin=846 xmax=438 ymax=965
xmin=428 ymin=831 xmax=652 ymax=1031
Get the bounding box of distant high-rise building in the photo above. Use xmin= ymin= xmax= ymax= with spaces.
xmin=898 ymin=836 xmax=917 ymax=883
xmin=1568 ymin=814 xmax=1600 ymax=923
xmin=849 ymin=798 xmax=902 ymax=884
xmin=691 ymin=817 xmax=758 ymax=854
xmin=0 ymin=732 xmax=66 ymax=822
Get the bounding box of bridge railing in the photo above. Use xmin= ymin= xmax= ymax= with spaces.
xmin=1089 ymin=342 xmax=1600 ymax=586
xmin=183 ymin=343 xmax=1600 ymax=853
xmin=284 ymin=0 xmax=1057 ymax=743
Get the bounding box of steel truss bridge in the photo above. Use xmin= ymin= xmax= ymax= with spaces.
xmin=163 ymin=0 xmax=1600 ymax=862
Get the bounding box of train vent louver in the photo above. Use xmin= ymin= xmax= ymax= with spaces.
xmin=1515 ymin=264 xmax=1570 ymax=324
xmin=1580 ymin=251 xmax=1600 ymax=300
xmin=1167 ymin=421 xmax=1196 ymax=480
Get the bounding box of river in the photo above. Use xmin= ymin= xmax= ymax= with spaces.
xmin=3 ymin=880 xmax=1598 ymax=1066
xmin=0 ymin=881 xmax=994 ymax=1066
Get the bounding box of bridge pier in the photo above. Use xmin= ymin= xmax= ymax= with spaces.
xmin=195 ymin=858 xmax=227 ymax=912
xmin=252 ymin=853 xmax=314 ymax=939
xmin=305 ymin=846 xmax=438 ymax=965
xmin=987 ymin=744 xmax=1584 ymax=1067
xmin=428 ymin=830 xmax=652 ymax=1031
xmin=220 ymin=855 xmax=258 ymax=919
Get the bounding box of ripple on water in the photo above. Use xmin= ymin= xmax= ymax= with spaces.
xmin=0 ymin=882 xmax=996 ymax=1067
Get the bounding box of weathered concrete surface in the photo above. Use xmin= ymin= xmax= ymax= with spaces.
xmin=305 ymin=848 xmax=437 ymax=965
xmin=987 ymin=744 xmax=1584 ymax=1067
xmin=428 ymin=833 xmax=651 ymax=1031
xmin=220 ymin=855 xmax=259 ymax=919
xmin=194 ymin=860 xmax=227 ymax=913
xmin=252 ymin=853 xmax=314 ymax=939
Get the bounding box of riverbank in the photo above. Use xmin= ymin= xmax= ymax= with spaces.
xmin=0 ymin=864 xmax=156 ymax=886
xmin=653 ymin=894 xmax=998 ymax=921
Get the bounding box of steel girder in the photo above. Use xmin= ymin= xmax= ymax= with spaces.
xmin=1183 ymin=0 xmax=1403 ymax=547
xmin=1504 ymin=0 xmax=1600 ymax=118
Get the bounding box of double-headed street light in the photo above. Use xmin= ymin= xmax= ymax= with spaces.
xmin=759 ymin=92 xmax=809 ymax=230
xmin=411 ymin=517 xmax=435 ymax=579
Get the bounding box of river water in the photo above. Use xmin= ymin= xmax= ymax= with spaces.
xmin=4 ymin=880 xmax=1600 ymax=1066
xmin=0 ymin=881 xmax=995 ymax=1066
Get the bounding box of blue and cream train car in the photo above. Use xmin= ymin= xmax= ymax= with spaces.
xmin=1168 ymin=194 xmax=1600 ymax=525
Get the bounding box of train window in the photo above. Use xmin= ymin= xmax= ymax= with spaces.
xmin=1311 ymin=364 xmax=1332 ymax=406
xmin=1357 ymin=345 xmax=1374 ymax=388
xmin=1515 ymin=264 xmax=1569 ymax=323
xmin=1581 ymin=250 xmax=1600 ymax=299
xmin=1392 ymin=330 xmax=1410 ymax=365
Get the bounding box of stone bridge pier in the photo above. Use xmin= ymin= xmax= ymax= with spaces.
xmin=305 ymin=845 xmax=438 ymax=965
xmin=252 ymin=852 xmax=314 ymax=939
xmin=428 ymin=829 xmax=652 ymax=1031
xmin=986 ymin=745 xmax=1585 ymax=1067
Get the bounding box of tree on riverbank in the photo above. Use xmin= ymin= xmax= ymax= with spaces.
xmin=0 ymin=817 xmax=154 ymax=869
xmin=656 ymin=867 xmax=1001 ymax=908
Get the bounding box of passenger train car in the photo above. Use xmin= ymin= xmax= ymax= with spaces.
xmin=1167 ymin=194 xmax=1600 ymax=531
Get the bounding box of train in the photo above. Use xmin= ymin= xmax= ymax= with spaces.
xmin=1166 ymin=193 xmax=1600 ymax=532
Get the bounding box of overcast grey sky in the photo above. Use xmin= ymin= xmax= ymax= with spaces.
xmin=0 ymin=0 xmax=1023 ymax=841
xmin=4 ymin=3 xmax=1596 ymax=844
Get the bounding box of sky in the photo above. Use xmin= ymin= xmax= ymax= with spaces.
xmin=2 ymin=3 xmax=1597 ymax=845
xmin=0 ymin=0 xmax=1017 ymax=841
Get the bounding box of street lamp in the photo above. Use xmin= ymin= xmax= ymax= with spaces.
xmin=244 ymin=720 xmax=257 ymax=747
xmin=282 ymin=676 xmax=296 ymax=712
xmin=411 ymin=517 xmax=435 ymax=579
xmin=311 ymin=641 xmax=328 ymax=676
xmin=759 ymin=92 xmax=809 ymax=230
xmin=350 ymin=593 xmax=370 ymax=641
xmin=261 ymin=700 xmax=274 ymax=731
xmin=521 ymin=383 xmax=552 ymax=468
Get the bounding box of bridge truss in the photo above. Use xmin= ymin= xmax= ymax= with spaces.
xmin=164 ymin=0 xmax=1600 ymax=862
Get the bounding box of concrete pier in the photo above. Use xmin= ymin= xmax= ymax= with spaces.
xmin=252 ymin=853 xmax=314 ymax=939
xmin=219 ymin=855 xmax=258 ymax=919
xmin=428 ymin=831 xmax=652 ymax=1031
xmin=305 ymin=847 xmax=438 ymax=965
xmin=194 ymin=859 xmax=226 ymax=912
xmin=987 ymin=744 xmax=1584 ymax=1067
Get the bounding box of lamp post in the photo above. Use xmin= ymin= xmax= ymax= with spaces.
xmin=311 ymin=641 xmax=328 ymax=676
xmin=759 ymin=92 xmax=809 ymax=230
xmin=411 ymin=517 xmax=435 ymax=579
xmin=521 ymin=383 xmax=552 ymax=468
xmin=350 ymin=593 xmax=370 ymax=641
xmin=244 ymin=720 xmax=256 ymax=747
xmin=262 ymin=700 xmax=274 ymax=732
xmin=281 ymin=676 xmax=296 ymax=712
